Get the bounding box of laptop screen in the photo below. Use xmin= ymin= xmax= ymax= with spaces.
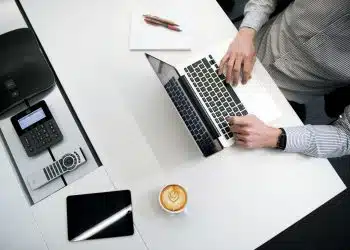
xmin=145 ymin=54 xmax=180 ymax=86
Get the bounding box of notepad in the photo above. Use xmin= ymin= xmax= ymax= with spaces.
xmin=129 ymin=9 xmax=192 ymax=51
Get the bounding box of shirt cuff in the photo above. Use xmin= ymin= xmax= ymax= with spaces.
xmin=240 ymin=11 xmax=270 ymax=32
xmin=283 ymin=126 xmax=310 ymax=153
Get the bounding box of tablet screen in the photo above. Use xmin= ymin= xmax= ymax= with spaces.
xmin=66 ymin=190 xmax=134 ymax=241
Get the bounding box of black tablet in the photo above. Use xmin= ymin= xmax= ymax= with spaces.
xmin=66 ymin=190 xmax=134 ymax=241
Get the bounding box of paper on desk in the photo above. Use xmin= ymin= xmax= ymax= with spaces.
xmin=129 ymin=9 xmax=192 ymax=51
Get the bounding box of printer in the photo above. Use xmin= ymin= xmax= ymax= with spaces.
xmin=0 ymin=28 xmax=55 ymax=116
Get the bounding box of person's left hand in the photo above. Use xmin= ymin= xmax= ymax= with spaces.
xmin=227 ymin=115 xmax=281 ymax=149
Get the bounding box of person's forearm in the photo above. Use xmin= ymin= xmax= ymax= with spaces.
xmin=240 ymin=0 xmax=277 ymax=32
xmin=282 ymin=107 xmax=350 ymax=158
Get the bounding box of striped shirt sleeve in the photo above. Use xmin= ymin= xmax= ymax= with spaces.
xmin=283 ymin=105 xmax=350 ymax=158
xmin=240 ymin=0 xmax=277 ymax=32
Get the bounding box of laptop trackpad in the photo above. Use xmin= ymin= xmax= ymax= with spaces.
xmin=232 ymin=78 xmax=281 ymax=124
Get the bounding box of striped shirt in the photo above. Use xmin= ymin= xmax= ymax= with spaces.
xmin=241 ymin=0 xmax=350 ymax=103
xmin=284 ymin=106 xmax=350 ymax=158
xmin=240 ymin=0 xmax=350 ymax=157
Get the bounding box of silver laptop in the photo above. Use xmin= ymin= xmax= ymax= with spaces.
xmin=145 ymin=46 xmax=280 ymax=157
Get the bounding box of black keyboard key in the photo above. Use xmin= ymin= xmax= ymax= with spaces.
xmin=198 ymin=72 xmax=204 ymax=77
xmin=192 ymin=73 xmax=197 ymax=77
xmin=209 ymin=101 xmax=215 ymax=107
xmin=199 ymin=92 xmax=203 ymax=97
xmin=215 ymin=64 xmax=219 ymax=69
xmin=190 ymin=78 xmax=194 ymax=83
xmin=185 ymin=68 xmax=188 ymax=72
xmin=192 ymin=60 xmax=202 ymax=68
xmin=201 ymin=77 xmax=206 ymax=82
xmin=207 ymin=96 xmax=212 ymax=102
xmin=223 ymin=102 xmax=229 ymax=107
xmin=236 ymin=112 xmax=242 ymax=116
xmin=213 ymin=96 xmax=219 ymax=102
xmin=215 ymin=118 xmax=220 ymax=124
xmin=220 ymin=97 xmax=226 ymax=102
xmin=204 ymin=81 xmax=209 ymax=87
xmin=233 ymin=107 xmax=239 ymax=112
xmin=225 ymin=134 xmax=230 ymax=139
xmin=218 ymin=74 xmax=225 ymax=80
xmin=211 ymin=73 xmax=217 ymax=78
xmin=205 ymin=73 xmax=210 ymax=78
xmin=204 ymin=92 xmax=209 ymax=97
xmin=195 ymin=68 xmax=201 ymax=73
xmin=216 ymin=101 xmax=221 ymax=106
xmin=219 ymin=106 xmax=225 ymax=112
xmin=218 ymin=92 xmax=223 ymax=97
xmin=209 ymin=55 xmax=213 ymax=59
xmin=202 ymin=58 xmax=211 ymax=68
xmin=208 ymin=78 xmax=213 ymax=83
xmin=208 ymin=68 xmax=214 ymax=73
xmin=218 ymin=123 xmax=223 ymax=129
xmin=226 ymin=87 xmax=241 ymax=104
xmin=188 ymin=66 xmax=194 ymax=73
xmin=215 ymin=112 xmax=221 ymax=117
xmin=196 ymin=87 xmax=201 ymax=92
xmin=214 ymin=87 xmax=219 ymax=92
xmin=210 ymin=60 xmax=215 ymax=65
xmin=241 ymin=110 xmax=248 ymax=115
xmin=228 ymin=132 xmax=234 ymax=138
xmin=211 ymin=83 xmax=216 ymax=89
xmin=200 ymin=87 xmax=206 ymax=92
xmin=227 ymin=107 xmax=232 ymax=112
xmin=199 ymin=64 xmax=205 ymax=69
xmin=187 ymin=73 xmax=191 ymax=77
xmin=203 ymin=68 xmax=208 ymax=73
xmin=222 ymin=111 xmax=228 ymax=117
xmin=225 ymin=127 xmax=231 ymax=133
xmin=213 ymin=106 xmax=219 ymax=112
xmin=210 ymin=91 xmax=215 ymax=96
xmin=220 ymin=87 xmax=226 ymax=92
xmin=195 ymin=77 xmax=200 ymax=82
xmin=227 ymin=97 xmax=233 ymax=102
xmin=198 ymin=82 xmax=203 ymax=87
xmin=207 ymin=87 xmax=212 ymax=92
xmin=238 ymin=104 xmax=245 ymax=111
xmin=214 ymin=77 xmax=220 ymax=83
xmin=224 ymin=92 xmax=230 ymax=97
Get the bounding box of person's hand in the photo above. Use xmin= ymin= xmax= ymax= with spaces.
xmin=219 ymin=27 xmax=256 ymax=85
xmin=227 ymin=115 xmax=281 ymax=149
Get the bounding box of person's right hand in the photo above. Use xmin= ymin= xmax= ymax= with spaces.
xmin=219 ymin=27 xmax=256 ymax=85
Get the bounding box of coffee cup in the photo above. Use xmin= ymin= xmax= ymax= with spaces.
xmin=159 ymin=184 xmax=187 ymax=214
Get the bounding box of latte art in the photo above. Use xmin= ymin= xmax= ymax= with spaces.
xmin=160 ymin=184 xmax=187 ymax=212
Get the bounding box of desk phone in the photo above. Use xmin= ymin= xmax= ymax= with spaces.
xmin=11 ymin=100 xmax=63 ymax=157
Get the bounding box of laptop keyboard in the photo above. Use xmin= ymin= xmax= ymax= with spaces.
xmin=184 ymin=55 xmax=248 ymax=140
xmin=165 ymin=77 xmax=214 ymax=152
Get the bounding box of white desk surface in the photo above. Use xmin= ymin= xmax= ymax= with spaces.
xmin=0 ymin=0 xmax=347 ymax=249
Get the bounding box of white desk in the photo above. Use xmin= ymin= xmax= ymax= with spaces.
xmin=0 ymin=0 xmax=347 ymax=249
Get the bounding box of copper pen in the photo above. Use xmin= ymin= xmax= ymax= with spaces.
xmin=144 ymin=17 xmax=182 ymax=32
xmin=143 ymin=14 xmax=179 ymax=26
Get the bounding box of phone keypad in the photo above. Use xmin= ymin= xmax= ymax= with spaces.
xmin=20 ymin=119 xmax=63 ymax=156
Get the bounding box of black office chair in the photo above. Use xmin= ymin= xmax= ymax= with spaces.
xmin=324 ymin=85 xmax=350 ymax=118
xmin=0 ymin=28 xmax=55 ymax=116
